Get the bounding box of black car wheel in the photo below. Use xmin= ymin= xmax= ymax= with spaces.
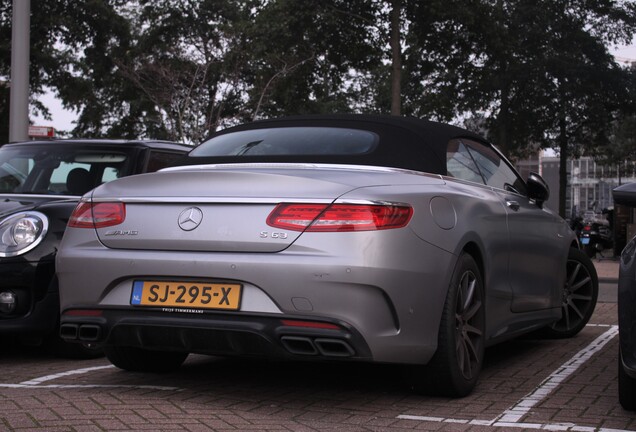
xmin=410 ymin=253 xmax=485 ymax=397
xmin=619 ymin=350 xmax=636 ymax=411
xmin=105 ymin=346 xmax=188 ymax=373
xmin=542 ymin=247 xmax=598 ymax=339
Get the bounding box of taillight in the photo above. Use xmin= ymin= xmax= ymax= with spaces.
xmin=267 ymin=203 xmax=412 ymax=232
xmin=68 ymin=201 xmax=126 ymax=228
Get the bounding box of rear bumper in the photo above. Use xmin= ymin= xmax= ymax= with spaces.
xmin=60 ymin=309 xmax=372 ymax=361
xmin=57 ymin=230 xmax=456 ymax=365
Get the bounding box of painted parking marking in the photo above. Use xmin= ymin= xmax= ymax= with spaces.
xmin=0 ymin=383 xmax=182 ymax=390
xmin=0 ymin=325 xmax=626 ymax=428
xmin=19 ymin=365 xmax=115 ymax=385
xmin=495 ymin=325 xmax=618 ymax=423
xmin=398 ymin=415 xmax=628 ymax=431
xmin=398 ymin=325 xmax=624 ymax=431
xmin=0 ymin=364 xmax=182 ymax=391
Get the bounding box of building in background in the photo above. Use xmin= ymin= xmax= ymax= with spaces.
xmin=516 ymin=153 xmax=636 ymax=255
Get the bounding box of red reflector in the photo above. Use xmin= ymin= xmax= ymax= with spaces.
xmin=268 ymin=203 xmax=412 ymax=232
xmin=69 ymin=202 xmax=126 ymax=228
xmin=280 ymin=319 xmax=341 ymax=330
xmin=63 ymin=309 xmax=103 ymax=317
xmin=583 ymin=226 xmax=592 ymax=231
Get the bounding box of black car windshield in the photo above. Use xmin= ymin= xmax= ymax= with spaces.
xmin=190 ymin=127 xmax=378 ymax=157
xmin=0 ymin=144 xmax=134 ymax=195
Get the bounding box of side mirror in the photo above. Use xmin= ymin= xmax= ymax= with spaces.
xmin=527 ymin=172 xmax=549 ymax=207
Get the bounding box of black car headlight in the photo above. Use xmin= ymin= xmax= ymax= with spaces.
xmin=0 ymin=211 xmax=49 ymax=257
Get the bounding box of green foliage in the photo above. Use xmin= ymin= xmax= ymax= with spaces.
xmin=405 ymin=0 xmax=635 ymax=155
xmin=0 ymin=0 xmax=635 ymax=171
xmin=401 ymin=0 xmax=636 ymax=215
xmin=592 ymin=65 xmax=636 ymax=175
xmin=243 ymin=0 xmax=382 ymax=119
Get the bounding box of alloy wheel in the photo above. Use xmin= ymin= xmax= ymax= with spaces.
xmin=455 ymin=270 xmax=483 ymax=380
xmin=553 ymin=257 xmax=595 ymax=333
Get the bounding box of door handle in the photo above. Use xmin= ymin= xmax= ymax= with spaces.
xmin=506 ymin=200 xmax=520 ymax=211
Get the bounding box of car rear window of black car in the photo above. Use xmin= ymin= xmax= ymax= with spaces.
xmin=0 ymin=145 xmax=135 ymax=195
xmin=190 ymin=127 xmax=379 ymax=156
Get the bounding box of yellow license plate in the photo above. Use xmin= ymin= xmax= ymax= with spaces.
xmin=131 ymin=281 xmax=242 ymax=310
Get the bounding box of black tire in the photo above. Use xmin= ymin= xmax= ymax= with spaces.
xmin=410 ymin=253 xmax=485 ymax=397
xmin=542 ymin=247 xmax=598 ymax=339
xmin=104 ymin=346 xmax=188 ymax=373
xmin=619 ymin=350 xmax=636 ymax=411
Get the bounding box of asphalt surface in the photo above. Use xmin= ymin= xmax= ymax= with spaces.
xmin=0 ymin=274 xmax=632 ymax=432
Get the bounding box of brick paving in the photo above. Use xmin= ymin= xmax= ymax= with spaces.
xmin=0 ymin=295 xmax=632 ymax=431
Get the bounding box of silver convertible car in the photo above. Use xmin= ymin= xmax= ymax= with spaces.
xmin=57 ymin=115 xmax=598 ymax=396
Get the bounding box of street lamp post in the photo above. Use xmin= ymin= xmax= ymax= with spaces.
xmin=9 ymin=0 xmax=30 ymax=142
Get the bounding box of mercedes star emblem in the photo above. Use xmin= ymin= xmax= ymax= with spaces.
xmin=178 ymin=207 xmax=204 ymax=231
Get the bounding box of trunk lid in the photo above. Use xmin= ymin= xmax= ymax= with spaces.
xmin=92 ymin=164 xmax=430 ymax=253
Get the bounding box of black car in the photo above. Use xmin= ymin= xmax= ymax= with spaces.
xmin=0 ymin=139 xmax=190 ymax=357
xmin=612 ymin=183 xmax=636 ymax=410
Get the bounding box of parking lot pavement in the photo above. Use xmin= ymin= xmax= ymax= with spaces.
xmin=0 ymin=305 xmax=633 ymax=431
xmin=594 ymin=257 xmax=619 ymax=282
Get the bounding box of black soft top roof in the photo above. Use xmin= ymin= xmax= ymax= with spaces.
xmin=188 ymin=114 xmax=487 ymax=174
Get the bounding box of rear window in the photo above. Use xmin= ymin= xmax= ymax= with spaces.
xmin=190 ymin=127 xmax=378 ymax=157
xmin=0 ymin=145 xmax=135 ymax=195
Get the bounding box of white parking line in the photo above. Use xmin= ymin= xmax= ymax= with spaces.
xmin=398 ymin=325 xmax=626 ymax=431
xmin=397 ymin=415 xmax=629 ymax=431
xmin=0 ymin=324 xmax=627 ymax=428
xmin=0 ymin=383 xmax=182 ymax=390
xmin=1 ymin=364 xmax=182 ymax=391
xmin=496 ymin=325 xmax=618 ymax=423
xmin=19 ymin=365 xmax=115 ymax=385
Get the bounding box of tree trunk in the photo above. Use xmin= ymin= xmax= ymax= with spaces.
xmin=558 ymin=94 xmax=568 ymax=219
xmin=390 ymin=0 xmax=401 ymax=116
xmin=497 ymin=83 xmax=510 ymax=157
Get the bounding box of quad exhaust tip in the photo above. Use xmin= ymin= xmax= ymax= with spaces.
xmin=280 ymin=336 xmax=354 ymax=357
xmin=60 ymin=323 xmax=102 ymax=342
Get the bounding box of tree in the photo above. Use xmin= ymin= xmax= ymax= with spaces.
xmin=389 ymin=0 xmax=402 ymax=115
xmin=106 ymin=0 xmax=255 ymax=143
xmin=2 ymin=0 xmax=636 ymax=180
xmin=243 ymin=0 xmax=382 ymax=120
xmin=404 ymin=0 xmax=636 ymax=216
xmin=2 ymin=1 xmax=384 ymax=143
xmin=592 ymin=63 xmax=636 ymax=183
xmin=598 ymin=113 xmax=636 ymax=183
xmin=0 ymin=0 xmax=134 ymax=138
xmin=48 ymin=0 xmax=140 ymax=138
